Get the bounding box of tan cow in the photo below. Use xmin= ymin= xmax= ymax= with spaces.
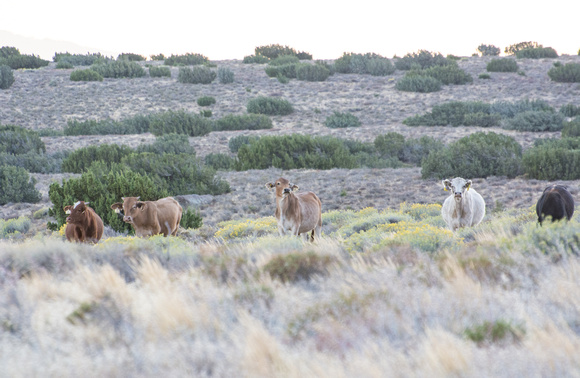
xmin=64 ymin=201 xmax=104 ymax=243
xmin=110 ymin=196 xmax=182 ymax=237
xmin=265 ymin=177 xmax=322 ymax=241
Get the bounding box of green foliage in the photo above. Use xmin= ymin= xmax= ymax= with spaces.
xmin=70 ymin=69 xmax=103 ymax=82
xmin=401 ymin=136 xmax=445 ymax=165
xmin=228 ymin=135 xmax=260 ymax=153
xmin=262 ymin=252 xmax=337 ymax=283
xmin=374 ymin=132 xmax=406 ymax=158
xmin=200 ymin=109 xmax=212 ymax=118
xmin=181 ymin=209 xmax=203 ymax=229
xmin=334 ymin=53 xmax=395 ymax=76
xmin=559 ymin=104 xmax=580 ymax=118
xmin=505 ymin=41 xmax=541 ymax=55
xmin=548 ymin=63 xmax=580 ymax=83
xmin=136 ymin=133 xmax=195 ymax=155
xmin=0 ymin=125 xmax=45 ymax=154
xmin=476 ymin=44 xmax=500 ymax=56
xmin=395 ymin=75 xmax=442 ymax=92
xmin=64 ymin=114 xmax=151 ymax=136
xmin=0 ymin=53 xmax=49 ymax=69
xmin=48 ymin=162 xmax=169 ymax=233
xmin=150 ymin=53 xmax=165 ymax=61
xmin=204 ymin=153 xmax=235 ymax=170
xmin=149 ymin=110 xmax=213 ymax=137
xmin=561 ymin=118 xmax=580 ymax=137
xmin=515 ymin=47 xmax=558 ymax=59
xmin=53 ymin=52 xmax=109 ymax=66
xmin=465 ymin=320 xmax=524 ymax=345
xmin=165 ymin=53 xmax=209 ymax=66
xmin=215 ymin=114 xmax=272 ymax=131
xmin=478 ymin=73 xmax=491 ymax=79
xmin=61 ymin=144 xmax=134 ymax=173
xmin=243 ymin=54 xmax=270 ymax=64
xmin=247 ymin=96 xmax=294 ymax=116
xmin=265 ymin=57 xmax=298 ymax=79
xmin=269 ymin=55 xmax=300 ymax=66
xmin=255 ymin=44 xmax=311 ymax=60
xmin=117 ymin=53 xmax=146 ymax=61
xmin=197 ymin=96 xmax=216 ymax=106
xmin=177 ymin=66 xmax=216 ymax=84
xmin=490 ymin=99 xmax=553 ymax=118
xmin=324 ymin=112 xmax=361 ymax=128
xmin=0 ymin=151 xmax=65 ymax=174
xmin=503 ymin=111 xmax=564 ymax=131
xmin=56 ymin=61 xmax=74 ymax=69
xmin=149 ymin=66 xmax=171 ymax=78
xmin=0 ymin=216 xmax=31 ymax=239
xmin=0 ymin=46 xmax=20 ymax=59
xmin=0 ymin=165 xmax=41 ymax=205
xmin=522 ymin=140 xmax=580 ymax=180
xmin=295 ymin=63 xmax=331 ymax=81
xmin=421 ymin=132 xmax=522 ymax=179
xmin=394 ymin=50 xmax=453 ymax=70
xmin=0 ymin=65 xmax=14 ymax=89
xmin=217 ymin=67 xmax=234 ymax=83
xmin=486 ymin=58 xmax=518 ymax=72
xmin=418 ymin=65 xmax=473 ymax=85
xmin=90 ymin=60 xmax=145 ymax=78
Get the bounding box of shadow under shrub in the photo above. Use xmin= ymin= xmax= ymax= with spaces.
xmin=421 ymin=132 xmax=522 ymax=179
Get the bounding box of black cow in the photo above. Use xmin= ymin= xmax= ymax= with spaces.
xmin=536 ymin=184 xmax=575 ymax=225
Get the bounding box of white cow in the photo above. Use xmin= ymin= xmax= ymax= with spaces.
xmin=441 ymin=177 xmax=485 ymax=231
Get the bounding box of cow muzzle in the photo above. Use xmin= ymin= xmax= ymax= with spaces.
xmin=123 ymin=216 xmax=133 ymax=223
xmin=454 ymin=193 xmax=462 ymax=200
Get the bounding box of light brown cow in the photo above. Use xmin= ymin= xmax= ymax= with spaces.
xmin=64 ymin=201 xmax=104 ymax=243
xmin=266 ymin=177 xmax=322 ymax=241
xmin=110 ymin=196 xmax=182 ymax=237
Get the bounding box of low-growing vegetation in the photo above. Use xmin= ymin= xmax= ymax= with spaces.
xmin=247 ymin=96 xmax=294 ymax=116
xmin=486 ymin=58 xmax=518 ymax=72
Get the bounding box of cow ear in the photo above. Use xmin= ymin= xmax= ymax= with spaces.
xmin=111 ymin=203 xmax=122 ymax=212
xmin=466 ymin=180 xmax=472 ymax=190
xmin=442 ymin=179 xmax=452 ymax=191
xmin=265 ymin=182 xmax=275 ymax=190
xmin=64 ymin=205 xmax=72 ymax=214
xmin=291 ymin=184 xmax=299 ymax=192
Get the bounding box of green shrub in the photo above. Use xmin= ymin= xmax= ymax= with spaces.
xmin=548 ymin=63 xmax=580 ymax=83
xmin=262 ymin=251 xmax=337 ymax=283
xmin=333 ymin=53 xmax=394 ymax=76
xmin=204 ymin=153 xmax=236 ymax=170
xmin=150 ymin=53 xmax=165 ymax=61
xmin=522 ymin=143 xmax=580 ymax=180
xmin=478 ymin=73 xmax=491 ymax=79
xmin=490 ymin=99 xmax=553 ymax=118
xmin=395 ymin=75 xmax=442 ymax=92
xmin=296 ymin=63 xmax=331 ymax=81
xmin=48 ymin=162 xmax=169 ymax=233
xmin=217 ymin=67 xmax=234 ymax=83
xmin=366 ymin=57 xmax=396 ymax=76
xmin=559 ymin=104 xmax=580 ymax=118
xmin=477 ymin=44 xmax=500 ymax=56
xmin=324 ymin=112 xmax=361 ymax=128
xmin=561 ymin=118 xmax=580 ymax=137
xmin=64 ymin=114 xmax=151 ymax=136
xmin=505 ymin=41 xmax=541 ymax=55
xmin=0 ymin=216 xmax=31 ymax=238
xmin=197 ymin=96 xmax=216 ymax=106
xmin=149 ymin=110 xmax=213 ymax=136
xmin=420 ymin=65 xmax=473 ymax=85
xmin=486 ymin=58 xmax=518 ymax=72
xmin=0 ymin=125 xmax=45 ymax=154
xmin=149 ymin=66 xmax=171 ymax=78
xmin=401 ymin=136 xmax=445 ymax=165
xmin=464 ymin=320 xmax=524 ymax=345
xmin=269 ymin=55 xmax=300 ymax=66
xmin=117 ymin=53 xmax=146 ymax=61
xmin=0 ymin=165 xmax=41 ymax=205
xmin=247 ymin=96 xmax=293 ymax=116
xmin=0 ymin=47 xmax=20 ymax=59
xmin=0 ymin=151 xmax=65 ymax=174
xmin=0 ymin=54 xmax=49 ymax=69
xmin=181 ymin=209 xmax=203 ymax=229
xmin=178 ymin=66 xmax=216 ymax=84
xmin=394 ymin=50 xmax=453 ymax=70
xmin=503 ymin=111 xmax=564 ymax=131
xmin=421 ymin=132 xmax=522 ymax=179
xmin=91 ymin=60 xmax=145 ymax=78
xmin=56 ymin=61 xmax=74 ymax=69
xmin=53 ymin=52 xmax=109 ymax=66
xmin=374 ymin=132 xmax=405 ymax=158
xmin=515 ymin=47 xmax=558 ymax=59
xmin=255 ymin=44 xmax=311 ymax=59
xmin=0 ymin=65 xmax=14 ymax=89
xmin=70 ymin=69 xmax=103 ymax=82
xmin=215 ymin=114 xmax=272 ymax=131
xmin=229 ymin=135 xmax=260 ymax=153
xmin=61 ymin=144 xmax=134 ymax=173
xmin=165 ymin=53 xmax=208 ymax=66
xmin=136 ymin=133 xmax=195 ymax=155
xmin=404 ymin=101 xmax=492 ymax=126
xmin=235 ymin=135 xmax=358 ymax=170
xmin=200 ymin=109 xmax=212 ymax=118
xmin=243 ymin=54 xmax=270 ymax=64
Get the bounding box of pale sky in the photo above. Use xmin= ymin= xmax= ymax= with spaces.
xmin=2 ymin=0 xmax=580 ymax=60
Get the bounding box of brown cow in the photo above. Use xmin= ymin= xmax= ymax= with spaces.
xmin=64 ymin=201 xmax=104 ymax=243
xmin=110 ymin=196 xmax=182 ymax=237
xmin=265 ymin=177 xmax=322 ymax=241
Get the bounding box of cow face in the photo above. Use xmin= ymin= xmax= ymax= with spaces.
xmin=111 ymin=196 xmax=145 ymax=224
xmin=443 ymin=177 xmax=471 ymax=202
xmin=64 ymin=201 xmax=90 ymax=224
xmin=266 ymin=177 xmax=299 ymax=198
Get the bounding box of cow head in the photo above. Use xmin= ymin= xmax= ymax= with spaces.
xmin=443 ymin=177 xmax=472 ymax=202
xmin=64 ymin=201 xmax=90 ymax=224
xmin=266 ymin=177 xmax=299 ymax=198
xmin=111 ymin=196 xmax=145 ymax=224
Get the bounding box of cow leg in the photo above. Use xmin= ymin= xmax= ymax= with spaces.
xmin=278 ymin=225 xmax=286 ymax=236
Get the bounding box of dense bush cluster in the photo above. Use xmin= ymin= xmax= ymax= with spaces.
xmin=324 ymin=112 xmax=361 ymax=128
xmin=70 ymin=69 xmax=103 ymax=82
xmin=136 ymin=133 xmax=195 ymax=155
xmin=53 ymin=52 xmax=109 ymax=66
xmin=476 ymin=44 xmax=500 ymax=56
xmin=395 ymin=75 xmax=442 ymax=93
xmin=295 ymin=63 xmax=331 ymax=81
xmin=0 ymin=65 xmax=15 ymax=89
xmin=559 ymin=104 xmax=580 ymax=118
xmin=64 ymin=114 xmax=151 ymax=135
xmin=178 ymin=66 xmax=216 ymax=84
xmin=247 ymin=96 xmax=294 ymax=115
xmin=502 ymin=111 xmax=564 ymax=131
xmin=61 ymin=144 xmax=134 ymax=173
xmin=149 ymin=110 xmax=213 ymax=136
xmin=334 ymin=53 xmax=395 ymax=76
xmin=421 ymin=132 xmax=522 ymax=179
xmin=486 ymin=58 xmax=518 ymax=72
xmin=197 ymin=96 xmax=216 ymax=106
xmin=515 ymin=47 xmax=557 ymax=59
xmin=91 ymin=60 xmax=145 ymax=78
xmin=522 ymin=138 xmax=580 ymax=180
xmin=165 ymin=53 xmax=209 ymax=66
xmin=0 ymin=165 xmax=41 ymax=205
xmin=217 ymin=67 xmax=234 ymax=83
xmin=149 ymin=66 xmax=171 ymax=78
xmin=548 ymin=63 xmax=580 ymax=83
xmin=505 ymin=41 xmax=541 ymax=55
xmin=255 ymin=44 xmax=311 ymax=60
xmin=394 ymin=50 xmax=453 ymax=70
xmin=0 ymin=47 xmax=49 ymax=69
xmin=396 ymin=60 xmax=471 ymax=92
xmin=228 ymin=135 xmax=260 ymax=153
xmin=117 ymin=53 xmax=146 ymax=61
xmin=243 ymin=54 xmax=270 ymax=64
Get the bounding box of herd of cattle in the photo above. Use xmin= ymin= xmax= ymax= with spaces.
xmin=62 ymin=177 xmax=576 ymax=244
